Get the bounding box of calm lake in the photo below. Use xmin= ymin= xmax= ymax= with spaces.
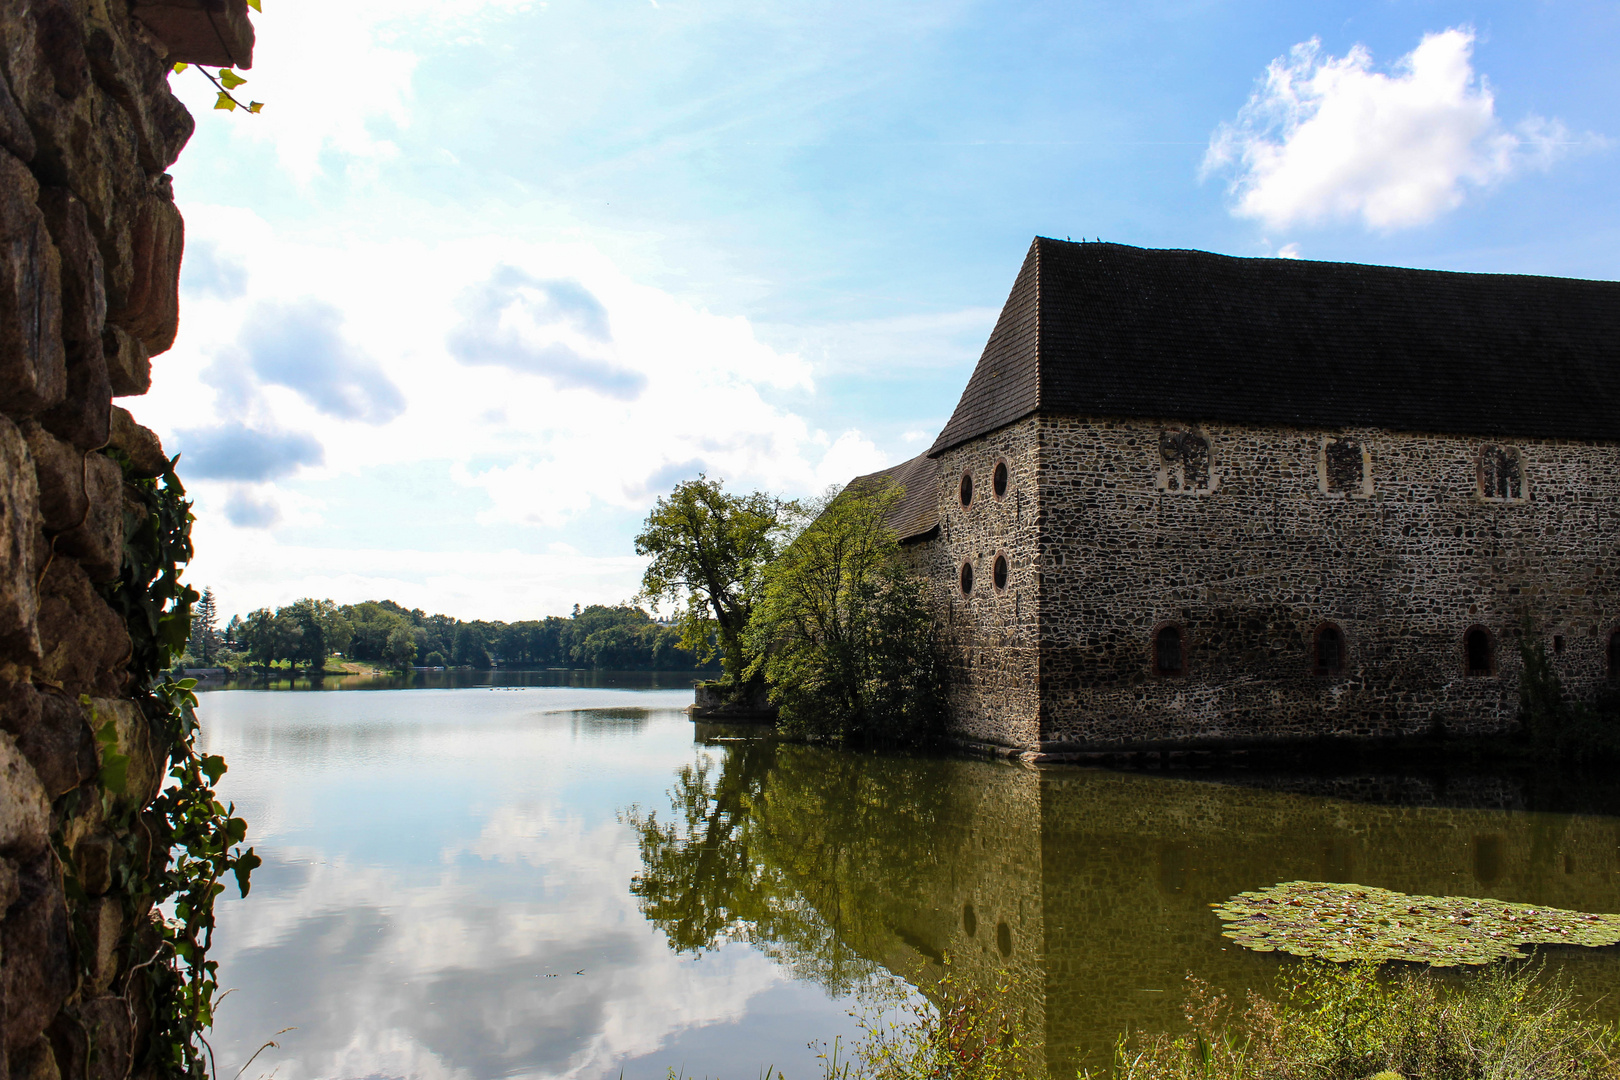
xmin=197 ymin=675 xmax=1620 ymax=1080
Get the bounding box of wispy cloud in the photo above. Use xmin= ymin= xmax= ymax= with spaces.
xmin=1202 ymin=28 xmax=1602 ymax=231
xmin=237 ymin=300 xmax=407 ymax=425
xmin=175 ymin=423 xmax=325 ymax=482
xmin=223 ymin=488 xmax=282 ymax=528
xmin=448 ymin=266 xmax=646 ymax=400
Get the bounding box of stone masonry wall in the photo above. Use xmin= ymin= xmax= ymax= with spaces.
xmin=1023 ymin=414 xmax=1620 ymax=750
xmin=0 ymin=2 xmax=245 ymax=1077
xmin=921 ymin=422 xmax=1043 ymax=749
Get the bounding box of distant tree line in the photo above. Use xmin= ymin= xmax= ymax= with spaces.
xmin=185 ymin=596 xmax=717 ymax=673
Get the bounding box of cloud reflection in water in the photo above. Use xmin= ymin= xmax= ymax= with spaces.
xmin=198 ymin=686 xmax=861 ymax=1080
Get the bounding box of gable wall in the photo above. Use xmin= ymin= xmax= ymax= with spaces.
xmin=918 ymin=420 xmax=1044 ymax=748
xmin=1026 ymin=415 xmax=1620 ymax=749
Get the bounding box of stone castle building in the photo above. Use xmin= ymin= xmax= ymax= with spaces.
xmin=855 ymin=237 xmax=1620 ymax=755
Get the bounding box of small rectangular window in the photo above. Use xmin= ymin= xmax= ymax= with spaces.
xmin=1320 ymin=437 xmax=1369 ymax=497
xmin=1478 ymin=445 xmax=1524 ymax=501
xmin=1159 ymin=431 xmax=1211 ymax=493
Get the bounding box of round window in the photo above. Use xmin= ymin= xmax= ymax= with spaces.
xmin=959 ymin=561 xmax=974 ymax=595
xmin=993 ymin=554 xmax=1008 ymax=591
xmin=959 ymin=471 xmax=973 ymax=507
xmin=992 ymin=461 xmax=1008 ymax=498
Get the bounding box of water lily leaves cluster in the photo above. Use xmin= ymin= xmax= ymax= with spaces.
xmin=1213 ymin=880 xmax=1620 ymax=966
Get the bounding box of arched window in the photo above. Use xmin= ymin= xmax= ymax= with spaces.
xmin=992 ymin=460 xmax=1009 ymax=499
xmin=1159 ymin=431 xmax=1211 ymax=493
xmin=992 ymin=553 xmax=1009 ymax=591
xmin=1478 ymin=445 xmax=1523 ymax=501
xmin=1154 ymin=625 xmax=1185 ymax=677
xmin=1464 ymin=626 xmax=1494 ymax=677
xmin=959 ymin=471 xmax=974 ymax=507
xmin=1608 ymin=630 xmax=1620 ymax=682
xmin=1315 ymin=623 xmax=1346 ymax=676
xmin=959 ymin=560 xmax=974 ymax=596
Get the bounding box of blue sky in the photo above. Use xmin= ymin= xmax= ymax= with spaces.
xmin=136 ymin=0 xmax=1619 ymax=621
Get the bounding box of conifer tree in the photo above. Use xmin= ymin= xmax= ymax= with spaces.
xmin=192 ymin=588 xmax=220 ymax=665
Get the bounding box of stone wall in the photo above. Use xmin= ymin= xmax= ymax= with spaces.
xmin=922 ymin=422 xmax=1043 ymax=748
xmin=0 ymin=2 xmax=247 ymax=1076
xmin=924 ymin=414 xmax=1620 ymax=751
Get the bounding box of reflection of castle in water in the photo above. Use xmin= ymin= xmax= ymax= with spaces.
xmin=635 ymin=732 xmax=1620 ymax=1076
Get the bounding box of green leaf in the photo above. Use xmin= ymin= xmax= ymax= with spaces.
xmin=99 ymin=751 xmax=130 ymax=795
xmin=219 ymin=68 xmax=246 ymax=90
xmin=248 ymin=102 xmax=265 ymax=114
xmin=171 ymin=62 xmax=189 ymax=73
xmin=200 ymin=755 xmax=227 ymax=784
xmin=234 ymin=848 xmax=262 ymax=897
xmin=214 ymin=91 xmax=237 ymax=112
xmin=247 ymin=0 xmax=261 ymax=9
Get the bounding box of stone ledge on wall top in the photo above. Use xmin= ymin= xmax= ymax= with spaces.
xmin=132 ymin=0 xmax=255 ymax=70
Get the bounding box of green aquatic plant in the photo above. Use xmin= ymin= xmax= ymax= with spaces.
xmin=815 ymin=960 xmax=1026 ymax=1080
xmin=1103 ymin=962 xmax=1620 ymax=1080
xmin=1213 ymin=881 xmax=1620 ymax=966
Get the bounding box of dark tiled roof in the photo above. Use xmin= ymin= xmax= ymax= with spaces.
xmin=930 ymin=238 xmax=1620 ymax=455
xmin=844 ymin=451 xmax=940 ymax=543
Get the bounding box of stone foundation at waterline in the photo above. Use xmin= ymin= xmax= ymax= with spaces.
xmin=0 ymin=1 xmax=249 ymax=1074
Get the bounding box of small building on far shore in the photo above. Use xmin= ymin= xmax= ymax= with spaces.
xmin=850 ymin=237 xmax=1620 ymax=756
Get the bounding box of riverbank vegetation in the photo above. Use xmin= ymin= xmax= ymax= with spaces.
xmin=636 ymin=475 xmax=797 ymax=695
xmin=180 ymin=596 xmax=717 ymax=674
xmin=747 ymin=483 xmax=944 ymax=745
xmin=1103 ymin=962 xmax=1620 ymax=1080
xmin=635 ymin=474 xmax=948 ymax=744
xmin=811 ymin=961 xmax=1620 ymax=1080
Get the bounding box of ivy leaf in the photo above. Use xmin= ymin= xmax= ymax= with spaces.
xmin=99 ymin=749 xmax=130 ymax=794
xmin=200 ymin=755 xmax=227 ymax=784
xmin=248 ymin=102 xmax=265 ymax=114
xmin=247 ymin=0 xmax=261 ymax=9
xmin=219 ymin=68 xmax=247 ymax=90
xmin=234 ymin=847 xmax=262 ymax=897
xmin=171 ymin=62 xmax=189 ymax=73
xmin=214 ymin=92 xmax=237 ymax=112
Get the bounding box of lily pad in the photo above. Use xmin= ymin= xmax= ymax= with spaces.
xmin=1212 ymin=881 xmax=1620 ymax=966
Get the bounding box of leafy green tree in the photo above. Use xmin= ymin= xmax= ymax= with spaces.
xmin=281 ymin=598 xmax=348 ymax=669
xmin=239 ymin=608 xmax=278 ymax=666
xmin=746 ymin=482 xmax=945 ymax=744
xmin=451 ymin=622 xmax=492 ymax=668
xmin=636 ymin=476 xmax=795 ymax=682
xmin=385 ymin=624 xmax=417 ymax=670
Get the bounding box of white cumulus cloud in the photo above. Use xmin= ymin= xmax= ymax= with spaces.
xmin=1202 ymin=27 xmax=1596 ymax=231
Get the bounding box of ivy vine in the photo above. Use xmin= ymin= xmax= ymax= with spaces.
xmin=170 ymin=0 xmax=268 ymax=113
xmin=62 ymin=452 xmax=263 ymax=1079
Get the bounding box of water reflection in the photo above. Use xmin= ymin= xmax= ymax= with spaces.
xmin=200 ymin=686 xmax=865 ymax=1080
xmin=633 ymin=738 xmax=1620 ymax=1076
